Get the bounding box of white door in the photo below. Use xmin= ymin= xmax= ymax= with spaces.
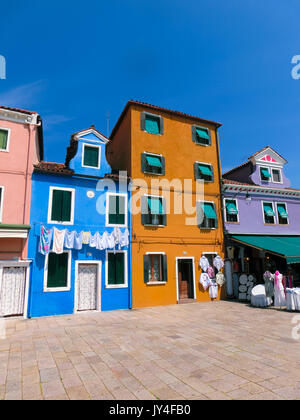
xmin=0 ymin=267 xmax=26 ymax=317
xmin=77 ymin=264 xmax=98 ymax=311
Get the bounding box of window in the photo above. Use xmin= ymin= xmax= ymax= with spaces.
xmin=277 ymin=203 xmax=289 ymax=225
xmin=0 ymin=128 xmax=9 ymax=152
xmin=106 ymin=193 xmax=127 ymax=226
xmin=260 ymin=167 xmax=271 ymax=182
xmin=263 ymin=202 xmax=275 ymax=224
xmin=0 ymin=187 xmax=3 ymax=223
xmin=197 ymin=202 xmax=218 ymax=229
xmin=225 ymin=199 xmax=239 ymax=223
xmin=106 ymin=251 xmax=127 ymax=288
xmin=272 ymin=169 xmax=282 ymax=183
xmin=194 ymin=162 xmax=214 ymax=182
xmin=192 ymin=126 xmax=211 ymax=146
xmin=141 ymin=112 xmax=164 ymax=135
xmin=82 ymin=144 xmax=100 ymax=168
xmin=141 ymin=196 xmax=167 ymax=226
xmin=141 ymin=153 xmax=165 ymax=175
xmin=44 ymin=252 xmax=70 ymax=291
xmin=48 ymin=187 xmax=75 ymax=224
xmin=144 ymin=254 xmax=168 ymax=284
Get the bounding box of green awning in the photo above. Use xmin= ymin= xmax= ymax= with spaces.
xmin=145 ymin=116 xmax=160 ymax=134
xmin=147 ymin=197 xmax=163 ymax=215
xmin=232 ymin=235 xmax=300 ymax=262
xmin=146 ymin=155 xmax=162 ymax=167
xmin=226 ymin=201 xmax=238 ymax=215
xmin=277 ymin=204 xmax=288 ymax=218
xmin=263 ymin=203 xmax=275 ymax=217
xmin=196 ymin=128 xmax=210 ymax=140
xmin=198 ymin=164 xmax=212 ymax=176
xmin=201 ymin=203 xmax=217 ymax=219
xmin=261 ymin=168 xmax=271 ymax=179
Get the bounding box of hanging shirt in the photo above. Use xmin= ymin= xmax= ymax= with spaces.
xmin=227 ymin=246 xmax=235 ymax=259
xmin=89 ymin=232 xmax=100 ymax=248
xmin=113 ymin=227 xmax=122 ymax=246
xmin=82 ymin=231 xmax=91 ymax=245
xmin=120 ymin=228 xmax=130 ymax=248
xmin=39 ymin=225 xmax=53 ymax=255
xmin=209 ymin=281 xmax=219 ymax=299
xmin=52 ymin=228 xmax=66 ymax=254
xmin=107 ymin=233 xmax=115 ymax=249
xmin=213 ymin=255 xmax=224 ymax=272
xmin=99 ymin=231 xmax=110 ymax=250
xmin=64 ymin=230 xmax=75 ymax=249
xmin=199 ymin=256 xmax=210 ymax=272
xmin=74 ymin=231 xmax=83 ymax=250
xmin=207 ymin=265 xmax=215 ymax=279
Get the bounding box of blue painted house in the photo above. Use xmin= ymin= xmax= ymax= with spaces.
xmin=27 ymin=126 xmax=131 ymax=318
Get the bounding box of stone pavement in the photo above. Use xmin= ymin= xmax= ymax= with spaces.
xmin=0 ymin=300 xmax=299 ymax=400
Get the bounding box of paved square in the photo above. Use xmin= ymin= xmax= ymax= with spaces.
xmin=0 ymin=301 xmax=299 ymax=400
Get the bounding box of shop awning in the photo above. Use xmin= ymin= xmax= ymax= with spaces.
xmin=232 ymin=235 xmax=300 ymax=263
xmin=198 ymin=164 xmax=213 ymax=176
xmin=201 ymin=203 xmax=217 ymax=219
xmin=146 ymin=155 xmax=162 ymax=167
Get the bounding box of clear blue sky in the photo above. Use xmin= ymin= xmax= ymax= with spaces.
xmin=1 ymin=0 xmax=300 ymax=185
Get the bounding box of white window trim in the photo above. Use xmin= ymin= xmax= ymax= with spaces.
xmin=0 ymin=186 xmax=4 ymax=223
xmin=175 ymin=257 xmax=197 ymax=303
xmin=74 ymin=260 xmax=102 ymax=313
xmin=195 ymin=161 xmax=214 ymax=182
xmin=224 ymin=197 xmax=240 ymax=224
xmin=43 ymin=251 xmax=72 ymax=293
xmin=105 ymin=192 xmax=128 ymax=227
xmin=47 ymin=186 xmax=75 ymax=225
xmin=143 ymin=194 xmax=166 ymax=227
xmin=0 ymin=127 xmax=11 ymax=153
xmin=82 ymin=143 xmax=101 ymax=169
xmin=261 ymin=201 xmax=276 ymax=225
xmin=197 ymin=200 xmax=218 ymax=230
xmin=276 ymin=202 xmax=289 ymax=226
xmin=105 ymin=250 xmax=128 ymax=289
xmin=145 ymin=252 xmax=167 ymax=285
xmin=271 ymin=168 xmax=283 ymax=184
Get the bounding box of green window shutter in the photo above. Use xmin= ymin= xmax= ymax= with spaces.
xmin=115 ymin=253 xmax=125 ymax=285
xmin=277 ymin=204 xmax=288 ymax=218
xmin=47 ymin=253 xmax=68 ymax=288
xmin=196 ymin=127 xmax=210 ymax=141
xmin=202 ymin=203 xmax=217 ymax=219
xmin=109 ymin=195 xmax=126 ymax=225
xmin=194 ymin=162 xmax=200 ymax=180
xmin=144 ymin=255 xmax=151 ymax=283
xmin=159 ymin=116 xmax=164 ymax=135
xmin=146 ymin=155 xmax=162 ymax=167
xmin=61 ymin=191 xmax=72 ymax=222
xmin=51 ymin=190 xmax=63 ymax=221
xmin=84 ymin=146 xmax=99 ymax=167
xmin=116 ymin=196 xmax=125 ymax=225
xmin=0 ymin=129 xmax=8 ymax=150
xmin=196 ymin=202 xmax=204 ymax=227
xmin=141 ymin=153 xmax=147 ymax=173
xmin=141 ymin=196 xmax=150 ymax=225
xmin=162 ymin=255 xmax=168 ymax=282
xmin=161 ymin=198 xmax=167 ymax=226
xmin=161 ymin=156 xmax=166 ymax=176
xmin=145 ymin=115 xmax=160 ymax=134
xmin=141 ymin=112 xmax=146 ymax=131
xmin=108 ymin=253 xmax=116 ymax=285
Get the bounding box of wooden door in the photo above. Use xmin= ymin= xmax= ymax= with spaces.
xmin=77 ymin=264 xmax=98 ymax=311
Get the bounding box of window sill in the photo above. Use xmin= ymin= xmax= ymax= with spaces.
xmin=44 ymin=287 xmax=71 ymax=293
xmin=48 ymin=221 xmax=74 ymax=225
xmin=105 ymin=284 xmax=128 ymax=289
xmin=143 ymin=224 xmax=166 ymax=228
xmin=146 ymin=282 xmax=167 ymax=286
xmin=226 ymin=222 xmax=240 ymax=225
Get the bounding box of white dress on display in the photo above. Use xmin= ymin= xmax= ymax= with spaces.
xmin=274 ymin=272 xmax=286 ymax=307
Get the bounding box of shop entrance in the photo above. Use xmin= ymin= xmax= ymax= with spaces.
xmin=177 ymin=259 xmax=195 ymax=302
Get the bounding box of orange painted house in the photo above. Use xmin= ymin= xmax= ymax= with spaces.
xmin=107 ymin=100 xmax=225 ymax=308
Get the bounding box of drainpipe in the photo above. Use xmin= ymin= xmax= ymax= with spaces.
xmin=215 ymin=127 xmax=227 ymax=260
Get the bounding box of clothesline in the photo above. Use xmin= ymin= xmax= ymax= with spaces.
xmin=39 ymin=225 xmax=129 ymax=256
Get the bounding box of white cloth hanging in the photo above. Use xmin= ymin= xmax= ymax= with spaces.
xmin=120 ymin=228 xmax=129 ymax=248
xmin=97 ymin=231 xmax=109 ymax=250
xmin=274 ymin=273 xmax=286 ymax=307
xmin=209 ymin=281 xmax=218 ymax=299
xmin=82 ymin=231 xmax=91 ymax=245
xmin=199 ymin=256 xmax=210 ymax=272
xmin=64 ymin=230 xmax=75 ymax=249
xmin=200 ymin=273 xmax=211 ymax=291
xmin=107 ymin=233 xmax=115 ymax=249
xmin=89 ymin=232 xmax=100 ymax=248
xmin=213 ymin=255 xmax=224 ymax=272
xmin=216 ymin=272 xmax=225 ymax=287
xmin=52 ymin=228 xmax=66 ymax=254
xmin=251 ymin=284 xmax=272 ymax=308
xmin=74 ymin=231 xmax=83 ymax=250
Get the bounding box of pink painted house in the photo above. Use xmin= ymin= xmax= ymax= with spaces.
xmin=0 ymin=106 xmax=43 ymax=317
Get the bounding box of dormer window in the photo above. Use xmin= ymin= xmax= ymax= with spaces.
xmin=82 ymin=144 xmax=100 ymax=169
xmin=260 ymin=167 xmax=271 ymax=182
xmin=272 ymin=169 xmax=282 ymax=183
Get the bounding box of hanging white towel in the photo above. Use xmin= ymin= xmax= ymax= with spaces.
xmin=74 ymin=231 xmax=83 ymax=250
xmin=82 ymin=231 xmax=91 ymax=245
xmin=52 ymin=228 xmax=66 ymax=254
xmin=97 ymin=231 xmax=109 ymax=250
xmin=113 ymin=227 xmax=122 ymax=248
xmin=107 ymin=233 xmax=115 ymax=249
xmin=64 ymin=230 xmax=75 ymax=249
xmin=89 ymin=232 xmax=99 ymax=248
xmin=120 ymin=228 xmax=129 ymax=248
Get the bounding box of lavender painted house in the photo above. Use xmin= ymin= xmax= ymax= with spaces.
xmin=222 ymin=146 xmax=300 ymax=291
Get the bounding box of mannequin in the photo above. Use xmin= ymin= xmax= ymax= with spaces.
xmin=273 ymin=270 xmax=286 ymax=308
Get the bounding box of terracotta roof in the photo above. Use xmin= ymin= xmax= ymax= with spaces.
xmin=34 ymin=162 xmax=74 ymax=175
xmin=222 ymin=179 xmax=253 ymax=187
xmin=110 ymin=100 xmax=222 ymax=140
xmin=0 ymin=105 xmax=38 ymax=115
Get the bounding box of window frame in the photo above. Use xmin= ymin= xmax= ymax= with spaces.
xmin=43 ymin=251 xmax=72 ymax=292
xmin=192 ymin=125 xmax=211 ymax=146
xmin=142 ymin=152 xmax=164 ymax=176
xmin=47 ymin=186 xmax=75 ymax=225
xmin=260 ymin=166 xmax=272 ymax=182
xmin=276 ymin=202 xmax=289 ymax=226
xmin=105 ymin=250 xmax=128 ymax=289
xmin=197 ymin=200 xmax=218 ymax=230
xmin=82 ymin=143 xmax=101 ymax=169
xmin=271 ymin=168 xmax=283 ymax=184
xmin=0 ymin=186 xmax=4 ymax=223
xmin=105 ymin=192 xmax=128 ymax=227
xmin=142 ymin=194 xmax=167 ymax=227
xmin=141 ymin=112 xmax=164 ymax=135
xmin=0 ymin=127 xmax=11 ymax=153
xmin=224 ymin=198 xmax=240 ymax=224
xmin=194 ymin=161 xmax=214 ymax=182
xmin=262 ymin=201 xmax=276 ymax=225
xmin=145 ymin=252 xmax=167 ymax=285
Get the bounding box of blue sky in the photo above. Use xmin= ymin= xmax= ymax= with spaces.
xmin=1 ymin=0 xmax=300 ymax=185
